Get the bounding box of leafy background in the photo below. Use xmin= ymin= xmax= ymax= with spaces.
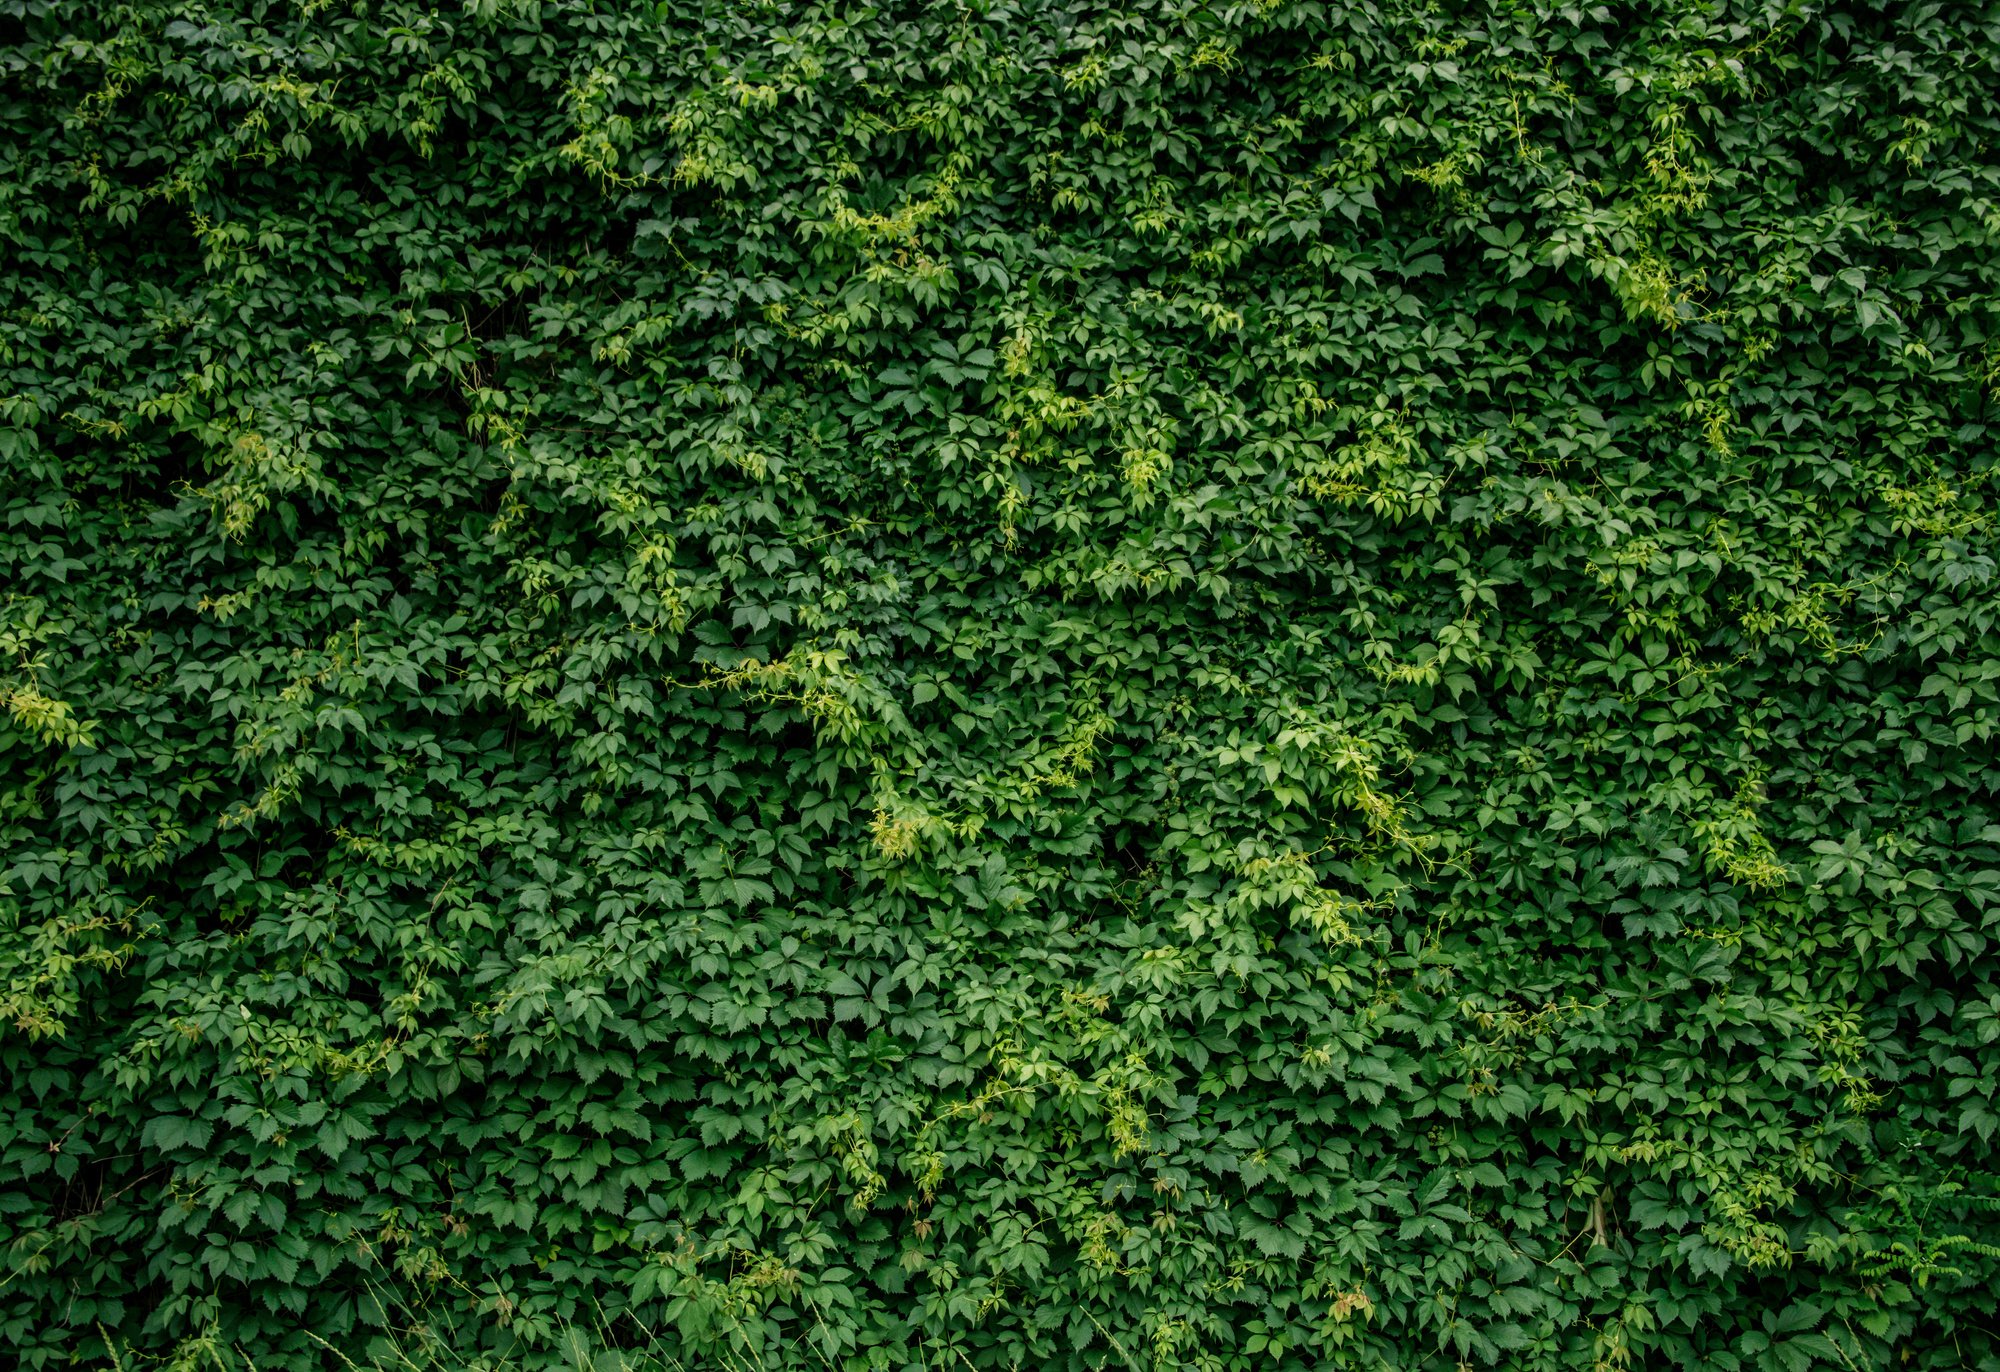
xmin=5 ymin=0 xmax=2000 ymax=1368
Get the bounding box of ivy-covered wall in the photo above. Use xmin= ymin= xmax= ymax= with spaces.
xmin=5 ymin=1 xmax=2000 ymax=1368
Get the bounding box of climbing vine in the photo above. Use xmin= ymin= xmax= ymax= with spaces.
xmin=4 ymin=1 xmax=2000 ymax=1370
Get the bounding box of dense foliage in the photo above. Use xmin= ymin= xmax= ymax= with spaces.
xmin=6 ymin=0 xmax=2000 ymax=1368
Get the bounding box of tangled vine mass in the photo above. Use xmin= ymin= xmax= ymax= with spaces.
xmin=5 ymin=1 xmax=2000 ymax=1369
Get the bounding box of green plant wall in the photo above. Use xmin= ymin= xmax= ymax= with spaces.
xmin=4 ymin=0 xmax=2000 ymax=1369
